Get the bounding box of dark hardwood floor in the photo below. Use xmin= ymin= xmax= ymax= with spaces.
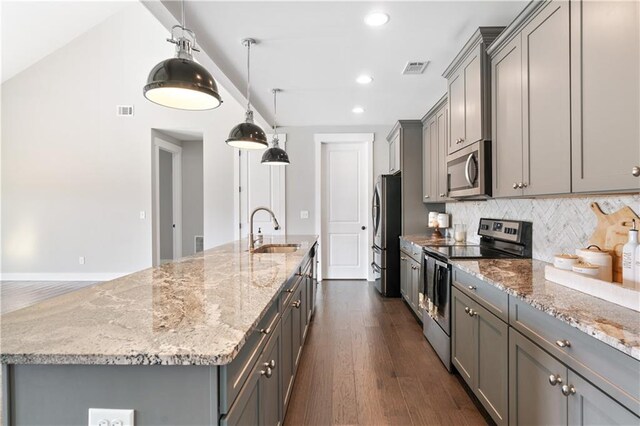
xmin=284 ymin=280 xmax=487 ymax=426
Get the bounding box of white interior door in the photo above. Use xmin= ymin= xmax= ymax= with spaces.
xmin=321 ymin=142 xmax=368 ymax=279
xmin=239 ymin=134 xmax=286 ymax=239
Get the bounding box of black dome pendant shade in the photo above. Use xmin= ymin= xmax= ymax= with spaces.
xmin=226 ymin=38 xmax=268 ymax=150
xmin=144 ymin=57 xmax=222 ymax=110
xmin=261 ymin=140 xmax=290 ymax=165
xmin=143 ymin=2 xmax=222 ymax=111
xmin=262 ymin=88 xmax=290 ymax=165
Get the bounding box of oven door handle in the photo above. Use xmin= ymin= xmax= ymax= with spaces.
xmin=433 ymin=263 xmax=440 ymax=308
xmin=464 ymin=153 xmax=477 ymax=187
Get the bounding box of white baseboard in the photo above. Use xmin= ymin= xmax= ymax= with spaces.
xmin=0 ymin=272 xmax=129 ymax=282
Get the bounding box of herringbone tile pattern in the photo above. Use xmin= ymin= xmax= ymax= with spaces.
xmin=446 ymin=194 xmax=640 ymax=262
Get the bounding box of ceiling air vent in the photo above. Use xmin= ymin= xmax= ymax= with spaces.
xmin=402 ymin=61 xmax=429 ymax=75
xmin=116 ymin=105 xmax=134 ymax=117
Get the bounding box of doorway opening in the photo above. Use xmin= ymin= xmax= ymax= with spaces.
xmin=314 ymin=133 xmax=374 ymax=281
xmin=152 ymin=129 xmax=204 ymax=266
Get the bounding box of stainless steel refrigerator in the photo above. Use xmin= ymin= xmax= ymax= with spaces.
xmin=371 ymin=174 xmax=402 ymax=297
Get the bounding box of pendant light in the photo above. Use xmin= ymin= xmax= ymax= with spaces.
xmin=262 ymin=89 xmax=290 ymax=165
xmin=143 ymin=1 xmax=222 ymax=110
xmin=226 ymin=39 xmax=268 ymax=150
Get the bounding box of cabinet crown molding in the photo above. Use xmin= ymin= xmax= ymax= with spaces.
xmin=442 ymin=26 xmax=505 ymax=78
xmin=487 ymin=0 xmax=551 ymax=57
xmin=387 ymin=120 xmax=422 ymax=142
xmin=421 ymin=93 xmax=448 ymax=123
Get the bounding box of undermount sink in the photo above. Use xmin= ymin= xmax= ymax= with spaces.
xmin=251 ymin=244 xmax=301 ymax=254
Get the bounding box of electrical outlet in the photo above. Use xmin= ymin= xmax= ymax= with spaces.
xmin=300 ymin=210 xmax=309 ymax=219
xmin=88 ymin=408 xmax=134 ymax=426
xmin=79 ymin=256 xmax=85 ymax=265
xmin=139 ymin=211 xmax=146 ymax=219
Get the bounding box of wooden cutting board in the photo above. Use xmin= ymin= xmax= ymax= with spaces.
xmin=588 ymin=202 xmax=640 ymax=283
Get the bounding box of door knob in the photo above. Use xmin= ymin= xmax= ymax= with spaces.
xmin=633 ymin=166 xmax=640 ymax=177
xmin=361 ymin=226 xmax=366 ymax=230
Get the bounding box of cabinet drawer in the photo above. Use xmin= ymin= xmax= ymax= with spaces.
xmin=219 ymin=300 xmax=280 ymax=414
xmin=509 ymin=297 xmax=640 ymax=414
xmin=400 ymin=246 xmax=421 ymax=263
xmin=453 ymin=268 xmax=509 ymax=322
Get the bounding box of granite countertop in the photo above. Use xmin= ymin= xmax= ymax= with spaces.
xmin=0 ymin=235 xmax=318 ymax=366
xmin=400 ymin=233 xmax=469 ymax=248
xmin=451 ymin=258 xmax=640 ymax=360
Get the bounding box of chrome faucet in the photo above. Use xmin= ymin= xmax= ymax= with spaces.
xmin=249 ymin=207 xmax=280 ymax=251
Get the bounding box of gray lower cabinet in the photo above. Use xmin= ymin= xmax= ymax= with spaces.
xmin=400 ymin=252 xmax=409 ymax=299
xmin=568 ymin=371 xmax=639 ymax=425
xmin=400 ymin=249 xmax=421 ymax=318
xmin=509 ymin=327 xmax=640 ymax=426
xmin=409 ymin=256 xmax=421 ymax=316
xmin=452 ymin=286 xmax=508 ymax=425
xmin=221 ymin=324 xmax=282 ymax=426
xmin=281 ymin=295 xmax=295 ymax=410
xmin=509 ymin=327 xmax=567 ymax=425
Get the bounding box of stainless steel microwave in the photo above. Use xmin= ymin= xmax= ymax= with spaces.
xmin=446 ymin=140 xmax=491 ymax=199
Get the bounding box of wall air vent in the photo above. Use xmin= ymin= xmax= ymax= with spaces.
xmin=402 ymin=61 xmax=429 ymax=75
xmin=117 ymin=105 xmax=134 ymax=117
xmin=195 ymin=236 xmax=204 ymax=253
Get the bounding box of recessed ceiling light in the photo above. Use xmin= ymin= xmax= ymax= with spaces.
xmin=364 ymin=12 xmax=389 ymax=27
xmin=352 ymin=106 xmax=365 ymax=114
xmin=356 ymin=75 xmax=373 ymax=85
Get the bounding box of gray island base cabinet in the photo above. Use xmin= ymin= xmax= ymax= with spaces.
xmin=3 ymin=242 xmax=318 ymax=426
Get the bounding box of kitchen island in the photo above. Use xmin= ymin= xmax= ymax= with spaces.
xmin=1 ymin=235 xmax=318 ymax=425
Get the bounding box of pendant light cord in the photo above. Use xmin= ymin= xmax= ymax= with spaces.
xmin=273 ymin=90 xmax=278 ymax=136
xmin=181 ymin=0 xmax=185 ymax=37
xmin=246 ymin=41 xmax=252 ymax=112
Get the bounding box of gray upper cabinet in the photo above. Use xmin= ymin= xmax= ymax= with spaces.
xmin=489 ymin=0 xmax=571 ymax=197
xmin=570 ymin=0 xmax=640 ymax=192
xmin=491 ymin=34 xmax=524 ymax=197
xmin=444 ymin=27 xmax=504 ymax=155
xmin=388 ymin=131 xmax=401 ymax=174
xmin=422 ymin=95 xmax=449 ymax=203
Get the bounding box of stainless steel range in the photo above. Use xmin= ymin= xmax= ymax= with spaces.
xmin=421 ymin=218 xmax=532 ymax=371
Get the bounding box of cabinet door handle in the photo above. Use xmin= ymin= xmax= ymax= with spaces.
xmin=555 ymin=339 xmax=571 ymax=348
xmin=259 ymin=327 xmax=271 ymax=335
xmin=292 ymin=300 xmax=301 ymax=309
xmin=548 ymin=374 xmax=563 ymax=386
xmin=261 ymin=367 xmax=273 ymax=378
xmin=424 ymin=195 xmax=430 ymax=199
xmin=464 ymin=307 xmax=470 ymax=314
xmin=440 ymin=193 xmax=446 ymax=197
xmin=467 ymin=285 xmax=477 ymax=291
xmin=513 ymin=183 xmax=519 ymax=189
xmin=468 ymin=309 xmax=477 ymax=317
xmin=561 ymin=384 xmax=576 ymax=396
xmin=517 ymin=182 xmax=524 ymax=189
xmin=632 ymin=166 xmax=640 ymax=177
xmin=522 ymin=182 xmax=528 ymax=188
xmin=264 ymin=359 xmax=276 ymax=369
xmin=285 ymin=288 xmax=294 ymax=293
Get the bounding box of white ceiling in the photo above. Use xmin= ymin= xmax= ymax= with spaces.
xmin=1 ymin=1 xmax=128 ymax=83
xmin=161 ymin=1 xmax=527 ymax=126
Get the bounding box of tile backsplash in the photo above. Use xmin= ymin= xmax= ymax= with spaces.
xmin=445 ymin=194 xmax=640 ymax=263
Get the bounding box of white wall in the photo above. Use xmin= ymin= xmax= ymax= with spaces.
xmin=1 ymin=3 xmax=245 ymax=279
xmin=282 ymin=125 xmax=392 ymax=235
xmin=181 ymin=140 xmax=204 ymax=257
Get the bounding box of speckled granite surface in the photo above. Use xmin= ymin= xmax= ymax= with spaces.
xmin=400 ymin=234 xmax=472 ymax=248
xmin=0 ymin=235 xmax=317 ymax=366
xmin=452 ymin=258 xmax=640 ymax=360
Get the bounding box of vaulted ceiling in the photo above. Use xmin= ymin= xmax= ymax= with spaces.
xmin=159 ymin=1 xmax=527 ymax=126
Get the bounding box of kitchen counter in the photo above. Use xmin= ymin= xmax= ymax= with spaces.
xmin=400 ymin=233 xmax=461 ymax=247
xmin=0 ymin=235 xmax=318 ymax=366
xmin=451 ymin=258 xmax=640 ymax=360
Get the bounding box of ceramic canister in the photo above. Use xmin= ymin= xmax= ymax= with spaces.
xmin=572 ymin=262 xmax=601 ymax=278
xmin=437 ymin=213 xmax=450 ymax=228
xmin=575 ymin=245 xmax=613 ymax=282
xmin=428 ymin=212 xmax=439 ymax=227
xmin=554 ymin=253 xmax=579 ymax=271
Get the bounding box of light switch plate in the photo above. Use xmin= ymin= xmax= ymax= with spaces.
xmin=300 ymin=210 xmax=309 ymax=219
xmin=88 ymin=408 xmax=134 ymax=426
xmin=139 ymin=211 xmax=146 ymax=219
xmin=79 ymin=256 xmax=85 ymax=265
